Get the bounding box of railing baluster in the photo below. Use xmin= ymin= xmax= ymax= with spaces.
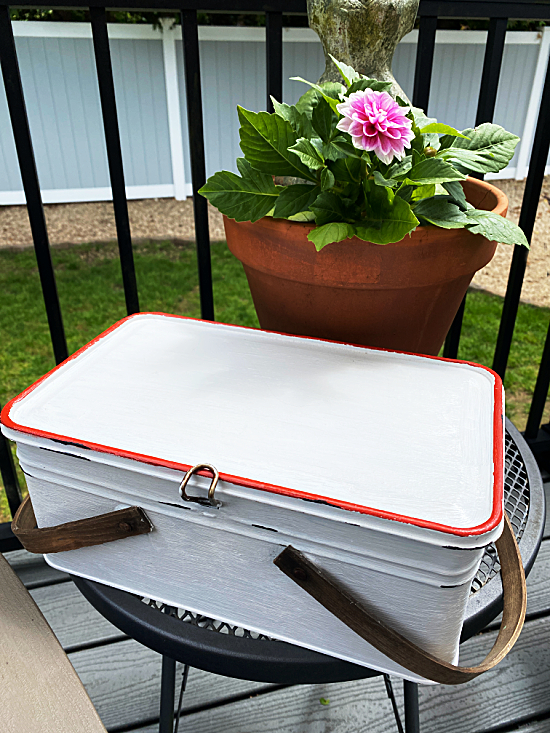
xmin=475 ymin=17 xmax=508 ymax=126
xmin=493 ymin=50 xmax=550 ymax=379
xmin=181 ymin=8 xmax=214 ymax=321
xmin=443 ymin=17 xmax=508 ymax=359
xmin=0 ymin=411 xmax=21 ymax=519
xmin=412 ymin=15 xmax=437 ymax=110
xmin=89 ymin=6 xmax=139 ymax=316
xmin=525 ymin=322 xmax=550 ymax=441
xmin=0 ymin=5 xmax=67 ymax=365
xmin=266 ymin=11 xmax=283 ymax=112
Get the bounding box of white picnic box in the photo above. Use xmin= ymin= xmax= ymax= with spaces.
xmin=1 ymin=313 xmax=504 ymax=684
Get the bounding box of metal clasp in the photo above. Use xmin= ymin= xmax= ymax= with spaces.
xmin=179 ymin=464 xmax=220 ymax=507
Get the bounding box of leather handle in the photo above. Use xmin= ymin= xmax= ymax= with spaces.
xmin=12 ymin=494 xmax=153 ymax=554
xmin=274 ymin=512 xmax=526 ymax=685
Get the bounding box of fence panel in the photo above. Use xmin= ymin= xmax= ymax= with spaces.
xmin=2 ymin=24 xmax=550 ymax=205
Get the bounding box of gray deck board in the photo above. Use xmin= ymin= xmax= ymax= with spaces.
xmin=6 ymin=548 xmax=69 ymax=588
xmin=516 ymin=537 xmax=550 ymax=616
xmin=485 ymin=536 xmax=550 ymax=631
xmin=30 ymin=582 xmax=124 ymax=650
xmin=419 ymin=614 xmax=550 ymax=733
xmin=122 ymin=615 xmax=550 ymax=733
xmin=127 ymin=677 xmax=397 ymax=733
xmin=69 ymin=639 xmax=270 ymax=731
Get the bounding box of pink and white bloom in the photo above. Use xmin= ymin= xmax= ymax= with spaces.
xmin=336 ymin=89 xmax=415 ymax=165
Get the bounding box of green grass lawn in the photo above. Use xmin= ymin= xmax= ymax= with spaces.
xmin=1 ymin=238 xmax=549 ymax=521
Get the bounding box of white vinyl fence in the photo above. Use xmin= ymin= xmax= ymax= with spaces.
xmin=1 ymin=20 xmax=549 ymax=205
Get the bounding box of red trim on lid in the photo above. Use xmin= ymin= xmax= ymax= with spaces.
xmin=1 ymin=312 xmax=504 ymax=537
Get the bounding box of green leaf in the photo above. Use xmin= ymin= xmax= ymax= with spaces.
xmin=323 ymin=138 xmax=348 ymax=161
xmin=318 ymin=82 xmax=346 ymax=101
xmin=436 ymin=123 xmax=520 ymax=174
xmin=406 ymin=158 xmax=466 ymax=185
xmin=395 ymin=185 xmax=414 ymax=203
xmin=373 ymin=171 xmax=397 ymax=188
xmin=288 ymin=210 xmax=316 ymax=222
xmin=310 ymin=191 xmax=347 ymax=225
xmin=320 ymin=168 xmax=335 ymax=191
xmin=235 ymin=157 xmax=252 ymax=177
xmin=198 ymin=159 xmax=280 ymax=222
xmin=273 ymin=183 xmax=320 ymax=219
xmin=270 ymin=97 xmax=313 ymax=138
xmin=443 ymin=180 xmax=467 ymax=210
xmin=465 ymin=210 xmax=529 ymax=247
xmin=329 ymin=55 xmax=360 ymax=86
xmin=419 ymin=123 xmax=469 ymax=138
xmin=290 ymin=77 xmax=343 ymax=112
xmin=413 ymin=197 xmax=470 ymax=228
xmin=347 ymin=78 xmax=393 ymax=95
xmin=410 ymin=107 xmax=435 ymax=127
xmin=438 ymin=134 xmax=456 ymax=151
xmin=295 ymin=82 xmax=345 ymax=119
xmin=308 ymin=222 xmax=355 ymax=250
xmin=288 ymin=138 xmax=325 ymax=170
xmin=356 ymin=188 xmax=419 ymax=244
xmin=387 ymin=157 xmax=413 ymax=179
xmin=330 ymin=139 xmax=362 ymax=159
xmin=410 ymin=129 xmax=427 ymax=155
xmin=410 ymin=183 xmax=436 ymax=202
xmin=237 ymin=107 xmax=315 ymax=181
xmin=312 ymin=97 xmax=336 ymax=143
xmin=328 ymin=157 xmax=361 ymax=183
xmin=410 ymin=108 xmax=440 ymax=149
xmin=295 ymin=87 xmax=321 ymax=118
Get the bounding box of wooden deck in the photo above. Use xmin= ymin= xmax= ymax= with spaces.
xmin=5 ymin=479 xmax=550 ymax=733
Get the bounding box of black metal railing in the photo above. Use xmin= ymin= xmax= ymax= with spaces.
xmin=1 ymin=0 xmax=550 ymax=551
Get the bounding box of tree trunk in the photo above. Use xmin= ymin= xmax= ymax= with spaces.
xmin=307 ymin=0 xmax=420 ymax=101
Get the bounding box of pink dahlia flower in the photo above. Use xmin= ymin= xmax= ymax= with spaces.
xmin=336 ymin=89 xmax=415 ymax=165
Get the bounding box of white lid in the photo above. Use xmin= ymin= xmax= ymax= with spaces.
xmin=2 ymin=313 xmax=503 ymax=539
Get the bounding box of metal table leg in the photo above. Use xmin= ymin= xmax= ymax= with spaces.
xmin=159 ymin=655 xmax=176 ymax=733
xmin=404 ymin=681 xmax=420 ymax=733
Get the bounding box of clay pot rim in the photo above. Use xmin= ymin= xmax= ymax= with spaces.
xmin=223 ymin=175 xmax=505 ymax=288
xmin=225 ymin=176 xmax=508 ymax=242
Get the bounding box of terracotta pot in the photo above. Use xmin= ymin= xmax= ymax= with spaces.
xmin=223 ymin=178 xmax=508 ymax=356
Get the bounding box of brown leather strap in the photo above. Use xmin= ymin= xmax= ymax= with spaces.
xmin=274 ymin=513 xmax=526 ymax=684
xmin=12 ymin=494 xmax=153 ymax=554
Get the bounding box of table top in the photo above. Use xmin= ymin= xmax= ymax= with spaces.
xmin=73 ymin=418 xmax=546 ymax=686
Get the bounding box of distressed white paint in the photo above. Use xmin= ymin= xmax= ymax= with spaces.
xmin=2 ymin=315 xmax=504 ymax=682
xmin=16 ymin=466 xmax=473 ymax=683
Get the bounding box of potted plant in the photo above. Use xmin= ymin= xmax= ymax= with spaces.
xmin=199 ymin=58 xmax=527 ymax=355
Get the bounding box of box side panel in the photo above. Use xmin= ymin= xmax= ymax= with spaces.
xmin=24 ymin=470 xmax=476 ymax=683
xmin=17 ymin=442 xmax=487 ymax=585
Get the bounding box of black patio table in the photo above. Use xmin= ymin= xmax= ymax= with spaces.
xmin=73 ymin=419 xmax=546 ymax=733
